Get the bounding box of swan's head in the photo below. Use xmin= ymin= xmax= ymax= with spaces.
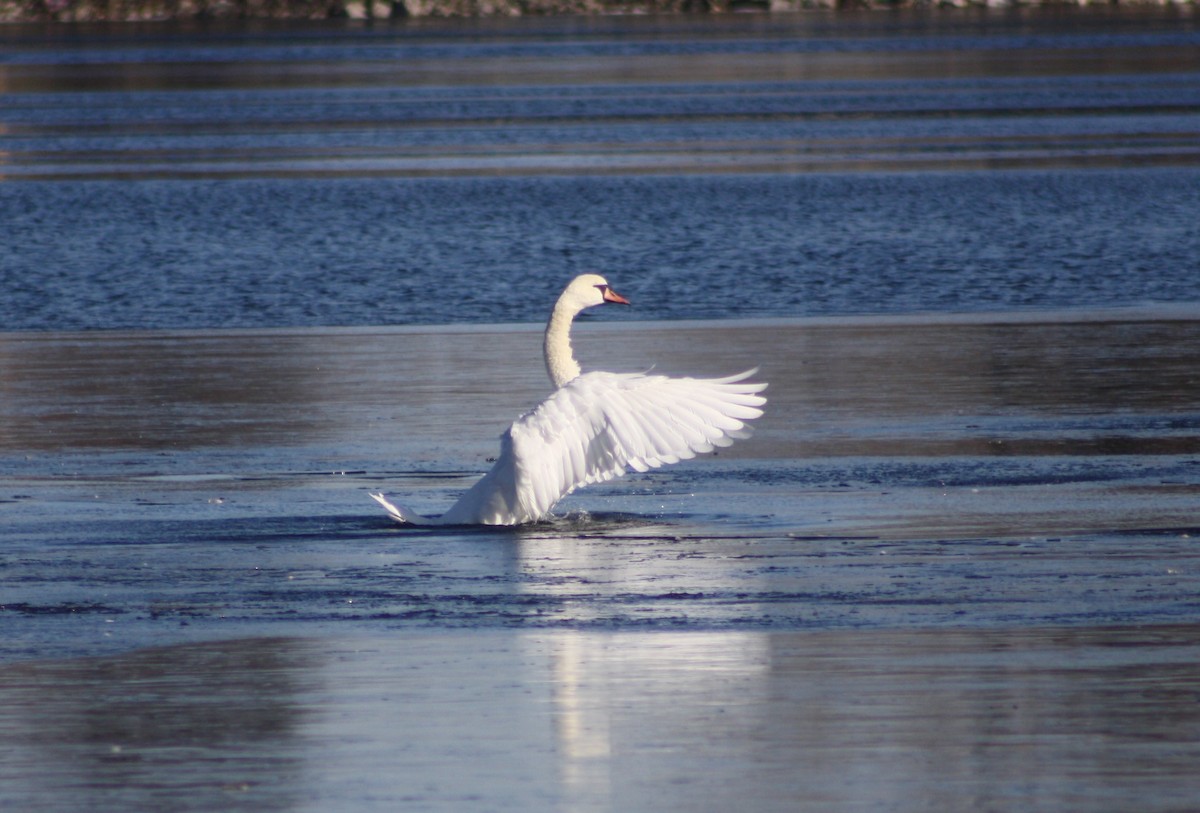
xmin=560 ymin=273 xmax=630 ymax=312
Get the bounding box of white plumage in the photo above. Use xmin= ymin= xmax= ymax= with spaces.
xmin=370 ymin=274 xmax=766 ymax=526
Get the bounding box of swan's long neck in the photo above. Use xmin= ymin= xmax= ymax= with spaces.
xmin=544 ymin=299 xmax=582 ymax=389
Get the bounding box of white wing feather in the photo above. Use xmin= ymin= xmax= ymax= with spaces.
xmin=432 ymin=368 xmax=766 ymax=525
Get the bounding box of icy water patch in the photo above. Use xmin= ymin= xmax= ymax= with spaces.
xmin=3 ymin=627 xmax=1200 ymax=813
xmin=1 ymin=315 xmax=1197 ymax=661
xmin=0 ymin=296 xmax=1197 ymax=813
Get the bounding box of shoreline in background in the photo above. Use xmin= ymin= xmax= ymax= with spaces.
xmin=2 ymin=0 xmax=1198 ymax=23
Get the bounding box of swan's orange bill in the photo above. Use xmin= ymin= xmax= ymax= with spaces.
xmin=603 ymin=288 xmax=631 ymax=305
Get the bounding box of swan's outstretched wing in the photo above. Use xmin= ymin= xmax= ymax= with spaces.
xmin=439 ymin=369 xmax=765 ymax=525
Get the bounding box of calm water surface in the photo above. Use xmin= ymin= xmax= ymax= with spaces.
xmin=4 ymin=628 xmax=1200 ymax=813
xmin=2 ymin=10 xmax=1200 ymax=812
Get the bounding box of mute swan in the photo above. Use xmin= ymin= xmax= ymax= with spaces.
xmin=370 ymin=274 xmax=766 ymax=526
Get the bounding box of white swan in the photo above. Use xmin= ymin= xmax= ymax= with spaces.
xmin=370 ymin=274 xmax=766 ymax=526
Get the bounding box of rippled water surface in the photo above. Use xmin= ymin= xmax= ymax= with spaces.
xmin=2 ymin=10 xmax=1200 ymax=812
xmin=3 ymin=9 xmax=1200 ymax=329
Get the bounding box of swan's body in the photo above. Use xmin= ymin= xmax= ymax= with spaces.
xmin=370 ymin=274 xmax=766 ymax=526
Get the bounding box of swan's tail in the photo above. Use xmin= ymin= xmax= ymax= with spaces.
xmin=369 ymin=492 xmax=433 ymax=525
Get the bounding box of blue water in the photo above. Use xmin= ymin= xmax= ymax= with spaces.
xmin=3 ymin=170 xmax=1199 ymax=330
xmin=3 ymin=16 xmax=1200 ymax=810
xmin=0 ymin=5 xmax=1198 ymax=648
xmin=2 ymin=10 xmax=1199 ymax=331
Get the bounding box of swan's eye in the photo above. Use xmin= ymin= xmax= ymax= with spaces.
xmin=595 ymin=284 xmax=607 ymax=294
